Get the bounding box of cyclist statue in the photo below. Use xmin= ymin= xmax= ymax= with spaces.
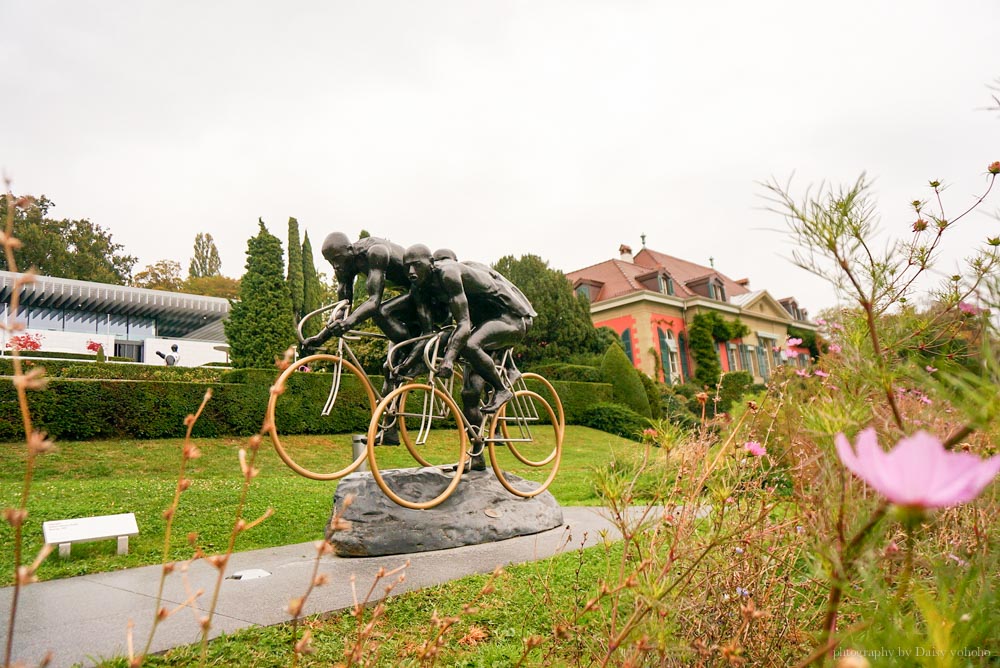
xmin=302 ymin=232 xmax=424 ymax=444
xmin=403 ymin=244 xmax=536 ymax=468
xmin=302 ymin=232 xmax=414 ymax=345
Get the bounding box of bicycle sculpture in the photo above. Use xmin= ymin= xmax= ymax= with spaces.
xmin=266 ymin=242 xmax=565 ymax=511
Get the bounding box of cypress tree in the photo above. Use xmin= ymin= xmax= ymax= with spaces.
xmin=287 ymin=217 xmax=304 ymax=319
xmin=301 ymin=231 xmax=324 ymax=338
xmin=225 ymin=220 xmax=296 ymax=368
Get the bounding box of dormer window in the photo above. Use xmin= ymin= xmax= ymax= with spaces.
xmin=656 ymin=274 xmax=675 ymax=296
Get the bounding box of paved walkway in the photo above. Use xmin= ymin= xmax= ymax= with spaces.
xmin=1 ymin=507 xmax=620 ymax=667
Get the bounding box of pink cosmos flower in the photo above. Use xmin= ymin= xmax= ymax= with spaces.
xmin=958 ymin=301 xmax=980 ymax=316
xmin=814 ymin=369 xmax=830 ymax=378
xmin=744 ymin=441 xmax=766 ymax=457
xmin=925 ymin=365 xmax=937 ymax=373
xmin=828 ymin=344 xmax=842 ymax=354
xmin=786 ymin=337 xmax=803 ymax=347
xmin=795 ymin=369 xmax=811 ymax=377
xmin=835 ymin=428 xmax=1000 ymax=509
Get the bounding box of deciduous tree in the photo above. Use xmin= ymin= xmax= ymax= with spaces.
xmin=491 ymin=254 xmax=606 ymax=365
xmin=0 ymin=195 xmax=136 ymax=284
xmin=180 ymin=275 xmax=241 ymax=299
xmin=189 ymin=232 xmax=222 ymax=278
xmin=133 ymin=260 xmax=183 ymax=291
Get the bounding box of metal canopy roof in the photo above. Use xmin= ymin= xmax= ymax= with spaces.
xmin=0 ymin=271 xmax=230 ymax=338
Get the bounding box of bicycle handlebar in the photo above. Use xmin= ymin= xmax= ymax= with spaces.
xmin=296 ymin=300 xmax=351 ymax=344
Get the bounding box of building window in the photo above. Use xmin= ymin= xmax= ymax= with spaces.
xmin=64 ymin=310 xmax=100 ymax=334
xmin=657 ymin=275 xmax=675 ymax=296
xmin=756 ymin=345 xmax=771 ymax=381
xmin=575 ymin=285 xmax=590 ymax=301
xmin=27 ymin=307 xmax=64 ymax=330
xmin=707 ymin=282 xmax=716 ymax=300
xmin=658 ymin=327 xmax=681 ymax=384
xmin=717 ymin=282 xmax=726 ymax=302
xmin=621 ymin=328 xmax=633 ymax=364
xmin=727 ymin=344 xmax=739 ymax=371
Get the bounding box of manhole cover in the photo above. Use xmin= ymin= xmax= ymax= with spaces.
xmin=227 ymin=568 xmax=271 ymax=581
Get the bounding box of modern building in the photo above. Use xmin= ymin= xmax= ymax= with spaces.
xmin=0 ymin=271 xmax=230 ymax=366
xmin=566 ymin=244 xmax=816 ymax=384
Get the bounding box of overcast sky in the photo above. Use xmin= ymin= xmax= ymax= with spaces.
xmin=3 ymin=1 xmax=998 ymax=315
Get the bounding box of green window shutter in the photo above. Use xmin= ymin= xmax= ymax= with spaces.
xmin=658 ymin=327 xmax=672 ymax=383
xmin=678 ymin=333 xmax=690 ymax=381
xmin=756 ymin=346 xmax=770 ymax=382
xmin=621 ymin=329 xmax=633 ymax=364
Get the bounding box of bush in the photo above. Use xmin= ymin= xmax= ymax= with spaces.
xmin=528 ymin=379 xmax=613 ymax=425
xmin=579 ymin=402 xmax=648 ymax=440
xmin=599 ymin=343 xmax=651 ymax=417
xmin=718 ymin=371 xmax=754 ymax=413
xmin=636 ymin=371 xmax=662 ymax=420
xmin=659 ymin=386 xmax=699 ymax=429
xmin=526 ymin=363 xmax=602 ymax=383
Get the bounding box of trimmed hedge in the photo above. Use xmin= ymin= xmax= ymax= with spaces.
xmin=579 ymin=402 xmax=649 ymax=441
xmin=526 ymin=363 xmax=602 ymax=383
xmin=0 ymin=351 xmax=130 ymax=362
xmin=0 ymin=359 xmax=224 ymax=382
xmin=600 ymin=343 xmax=651 ymax=417
xmin=0 ymin=374 xmax=614 ymax=442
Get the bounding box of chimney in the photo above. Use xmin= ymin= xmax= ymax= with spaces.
xmin=736 ymin=278 xmax=750 ymax=289
xmin=619 ymin=244 xmax=633 ymax=263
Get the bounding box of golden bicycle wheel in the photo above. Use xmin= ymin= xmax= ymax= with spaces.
xmin=488 ymin=389 xmax=563 ymax=498
xmin=393 ymin=369 xmax=463 ymax=467
xmin=367 ymin=383 xmax=468 ymax=510
xmin=266 ymin=354 xmax=377 ymax=481
xmin=496 ymin=373 xmax=564 ymax=466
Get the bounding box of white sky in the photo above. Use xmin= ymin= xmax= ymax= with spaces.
xmin=2 ymin=1 xmax=998 ymax=315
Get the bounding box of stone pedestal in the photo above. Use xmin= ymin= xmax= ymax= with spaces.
xmin=327 ymin=467 xmax=564 ymax=557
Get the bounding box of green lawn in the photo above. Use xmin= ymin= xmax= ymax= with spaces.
xmin=0 ymin=426 xmax=639 ymax=585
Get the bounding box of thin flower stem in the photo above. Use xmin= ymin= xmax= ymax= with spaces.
xmin=815 ymin=502 xmax=888 ymax=664
xmin=3 ymin=190 xmax=50 ymax=668
xmin=140 ymin=391 xmax=213 ymax=661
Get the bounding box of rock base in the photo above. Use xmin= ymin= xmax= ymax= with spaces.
xmin=327 ymin=467 xmax=564 ymax=557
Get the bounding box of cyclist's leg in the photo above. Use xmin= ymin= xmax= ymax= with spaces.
xmin=461 ymin=365 xmax=488 ymax=471
xmin=463 ymin=315 xmax=527 ymax=413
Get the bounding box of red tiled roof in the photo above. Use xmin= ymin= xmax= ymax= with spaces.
xmin=634 ymin=248 xmax=751 ymax=298
xmin=566 ymin=247 xmax=752 ymax=304
xmin=566 ymin=259 xmax=659 ymax=302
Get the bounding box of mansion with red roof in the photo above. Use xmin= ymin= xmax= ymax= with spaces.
xmin=566 ymin=243 xmax=816 ymax=385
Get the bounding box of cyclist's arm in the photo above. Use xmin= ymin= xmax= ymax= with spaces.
xmin=340 ymin=245 xmax=390 ymax=329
